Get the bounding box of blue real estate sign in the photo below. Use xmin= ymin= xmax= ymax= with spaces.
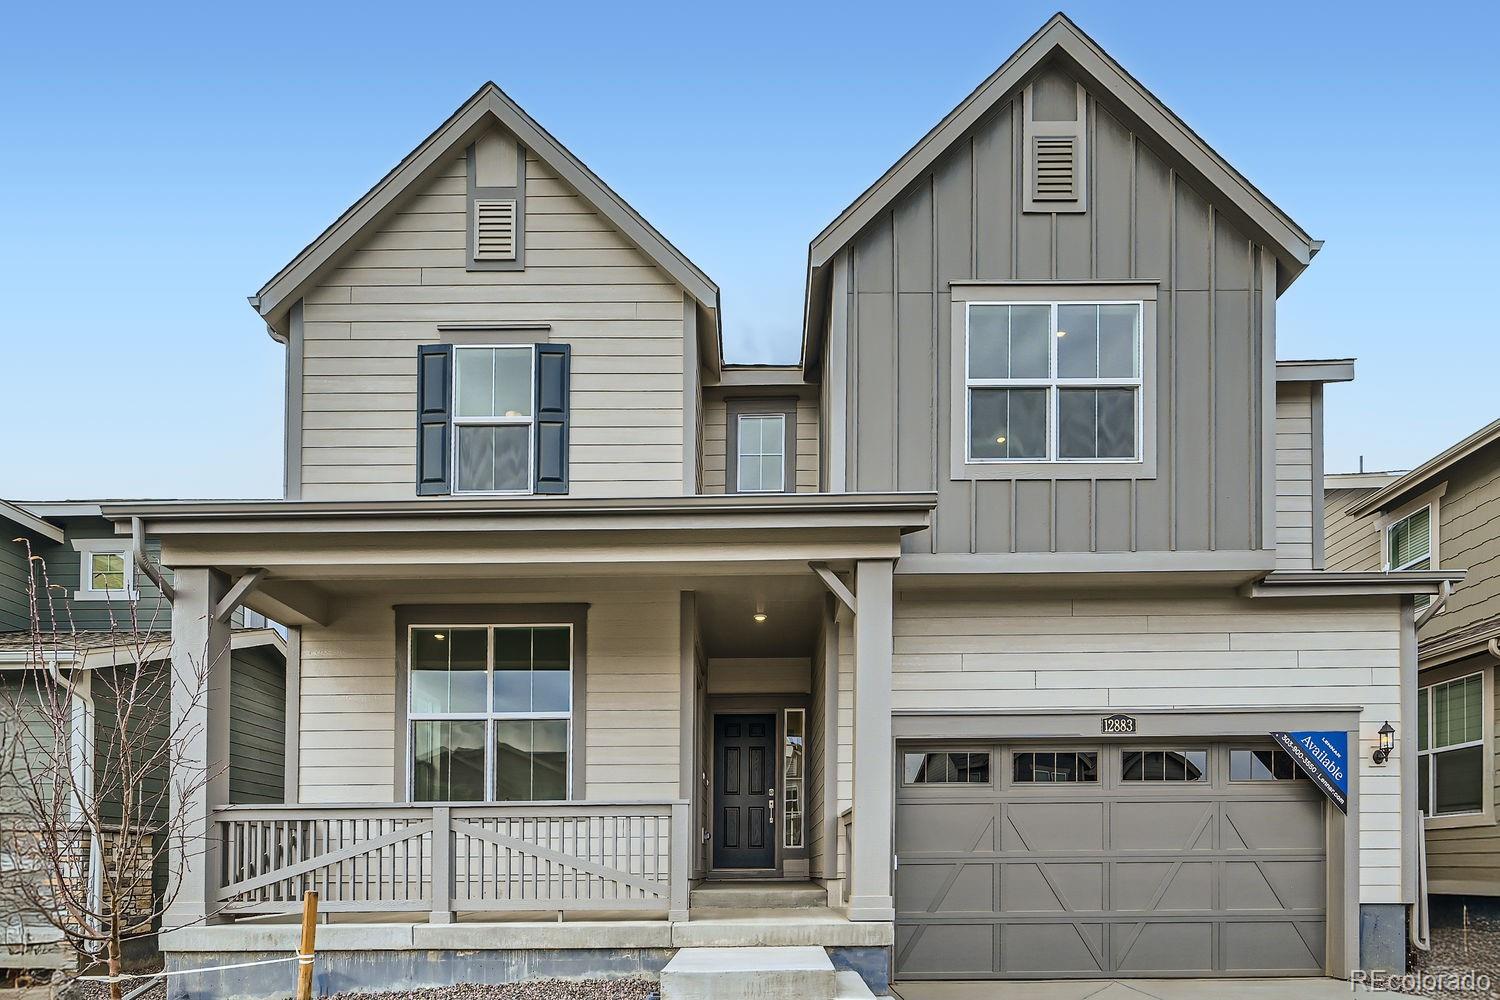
xmin=1272 ymin=731 xmax=1349 ymax=813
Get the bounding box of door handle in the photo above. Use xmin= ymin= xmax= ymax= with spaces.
xmin=769 ymin=785 xmax=775 ymax=823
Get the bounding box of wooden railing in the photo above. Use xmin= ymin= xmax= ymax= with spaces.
xmin=211 ymin=801 xmax=690 ymax=921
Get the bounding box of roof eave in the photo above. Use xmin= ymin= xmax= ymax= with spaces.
xmin=1347 ymin=417 xmax=1500 ymax=517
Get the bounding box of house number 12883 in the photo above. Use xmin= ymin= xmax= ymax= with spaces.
xmin=1101 ymin=714 xmax=1137 ymax=735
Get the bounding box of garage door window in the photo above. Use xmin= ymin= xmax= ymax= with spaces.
xmin=1121 ymin=748 xmax=1207 ymax=781
xmin=1012 ymin=750 xmax=1097 ymax=782
xmin=1230 ymin=748 xmax=1307 ymax=781
xmin=903 ymin=751 xmax=990 ymax=785
xmin=1419 ymin=673 xmax=1485 ymax=817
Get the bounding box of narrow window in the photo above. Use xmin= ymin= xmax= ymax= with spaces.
xmin=736 ymin=413 xmax=787 ymax=492
xmin=1418 ymin=674 xmax=1484 ymax=817
xmin=453 ymin=346 xmax=535 ymax=494
xmin=903 ymin=751 xmax=991 ymax=784
xmin=1387 ymin=505 xmax=1434 ymax=609
xmin=1121 ymin=748 xmax=1208 ymax=781
xmin=783 ymin=708 xmax=804 ymax=849
xmin=1013 ymin=750 xmax=1098 ymax=783
xmin=408 ymin=624 xmax=572 ymax=802
xmin=966 ymin=301 xmax=1142 ymax=463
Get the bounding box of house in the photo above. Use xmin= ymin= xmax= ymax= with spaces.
xmin=0 ymin=500 xmax=287 ymax=974
xmin=97 ymin=14 xmax=1450 ymax=997
xmin=1325 ymin=418 xmax=1500 ymax=899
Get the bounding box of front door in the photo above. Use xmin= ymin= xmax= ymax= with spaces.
xmin=713 ymin=713 xmax=777 ymax=870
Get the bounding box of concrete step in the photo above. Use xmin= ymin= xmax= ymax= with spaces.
xmin=689 ymin=881 xmax=826 ymax=910
xmin=835 ymin=970 xmax=877 ymax=1000
xmin=659 ymin=946 xmax=838 ymax=1000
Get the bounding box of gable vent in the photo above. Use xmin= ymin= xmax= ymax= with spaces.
xmin=473 ymin=198 xmax=517 ymax=261
xmin=1031 ymin=137 xmax=1076 ymax=201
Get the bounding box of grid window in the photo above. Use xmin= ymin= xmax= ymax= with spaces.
xmin=89 ymin=553 xmax=127 ymax=592
xmin=453 ymin=346 xmax=534 ymax=493
xmin=1230 ymin=748 xmax=1307 ymax=781
xmin=1121 ymin=749 xmax=1208 ymax=782
xmin=408 ymin=624 xmax=572 ymax=803
xmin=966 ymin=301 xmax=1142 ymax=463
xmin=736 ymin=413 xmax=787 ymax=492
xmin=1419 ymin=674 xmax=1484 ymax=817
xmin=904 ymin=751 xmax=991 ymax=784
xmin=1013 ymin=750 xmax=1098 ymax=783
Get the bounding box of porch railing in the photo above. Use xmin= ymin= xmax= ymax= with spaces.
xmin=210 ymin=800 xmax=690 ymax=921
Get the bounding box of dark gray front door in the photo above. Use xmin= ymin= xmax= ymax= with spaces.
xmin=714 ymin=714 xmax=776 ymax=869
xmin=895 ymin=743 xmax=1327 ymax=979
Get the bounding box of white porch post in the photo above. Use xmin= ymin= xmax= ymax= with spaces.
xmin=164 ymin=568 xmax=231 ymax=929
xmin=848 ymin=558 xmax=894 ymax=921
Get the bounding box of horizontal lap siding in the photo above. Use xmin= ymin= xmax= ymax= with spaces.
xmin=842 ymin=71 xmax=1264 ymax=556
xmin=796 ymin=400 xmax=820 ymax=492
xmin=1324 ymin=487 xmax=1383 ymax=572
xmin=299 ymin=141 xmax=685 ymax=500
xmin=1427 ymin=454 xmax=1500 ymax=640
xmin=230 ymin=646 xmax=287 ymax=804
xmin=700 ymin=398 xmax=727 ymax=493
xmin=1275 ymin=383 xmax=1314 ymax=569
xmin=699 ymin=396 xmax=820 ymax=495
xmin=0 ymin=535 xmax=29 ymax=630
xmin=296 ymin=588 xmax=679 ymax=803
xmin=1425 ymin=652 xmax=1500 ymax=893
xmin=890 ymin=591 xmax=1406 ymax=902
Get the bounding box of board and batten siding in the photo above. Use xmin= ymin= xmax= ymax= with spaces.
xmin=295 ymin=587 xmax=681 ymax=803
xmin=295 ymin=126 xmax=687 ymax=501
xmin=1275 ymin=382 xmax=1315 ymax=569
xmin=1325 ymin=487 xmax=1384 ymax=573
xmin=883 ymin=590 xmax=1406 ymax=902
xmin=700 ymin=396 xmax=820 ymax=494
xmin=830 ymin=65 xmax=1271 ymax=557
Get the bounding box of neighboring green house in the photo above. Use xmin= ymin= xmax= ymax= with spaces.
xmin=0 ymin=500 xmax=288 ymax=973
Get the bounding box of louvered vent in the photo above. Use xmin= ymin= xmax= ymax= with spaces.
xmin=1032 ymin=137 xmax=1076 ymax=201
xmin=473 ymin=198 xmax=517 ymax=260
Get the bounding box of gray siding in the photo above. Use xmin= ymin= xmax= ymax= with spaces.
xmin=1424 ymin=651 xmax=1500 ymax=895
xmin=1324 ymin=486 xmax=1383 ymax=573
xmin=230 ymin=646 xmax=287 ymax=805
xmin=91 ymin=660 xmax=171 ymax=829
xmin=1425 ymin=451 xmax=1500 ymax=643
xmin=833 ymin=64 xmax=1270 ymax=556
xmin=36 ymin=518 xmax=172 ymax=633
xmin=0 ymin=534 xmax=30 ymax=631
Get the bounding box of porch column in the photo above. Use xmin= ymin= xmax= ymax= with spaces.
xmin=849 ymin=558 xmax=894 ymax=921
xmin=163 ymin=568 xmax=231 ymax=930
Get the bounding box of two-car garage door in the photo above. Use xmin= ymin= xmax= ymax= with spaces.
xmin=894 ymin=743 xmax=1327 ymax=979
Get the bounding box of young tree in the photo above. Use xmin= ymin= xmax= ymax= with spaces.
xmin=0 ymin=538 xmax=217 ymax=1000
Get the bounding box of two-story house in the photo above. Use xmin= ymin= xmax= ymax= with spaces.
xmin=1326 ymin=419 xmax=1500 ymax=900
xmin=0 ymin=500 xmax=287 ymax=974
xmin=102 ymin=15 xmax=1450 ymax=997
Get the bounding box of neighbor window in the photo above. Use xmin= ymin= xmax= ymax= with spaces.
xmin=903 ymin=751 xmax=991 ymax=784
xmin=1387 ymin=505 xmax=1434 ymax=609
xmin=408 ymin=624 xmax=571 ymax=802
xmin=1013 ymin=750 xmax=1098 ymax=783
xmin=1419 ymin=673 xmax=1484 ymax=817
xmin=76 ymin=547 xmax=134 ymax=600
xmin=966 ymin=301 xmax=1142 ymax=463
xmin=737 ymin=413 xmax=787 ymax=493
xmin=1121 ymin=749 xmax=1207 ymax=781
xmin=453 ymin=346 xmax=534 ymax=494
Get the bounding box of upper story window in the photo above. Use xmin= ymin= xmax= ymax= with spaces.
xmin=737 ymin=414 xmax=786 ymax=492
xmin=73 ymin=540 xmax=136 ymax=602
xmin=454 ymin=346 xmax=534 ymax=494
xmin=1418 ymin=672 xmax=1486 ymax=818
xmin=1385 ymin=501 xmax=1435 ymax=609
xmin=964 ymin=301 xmax=1142 ymax=464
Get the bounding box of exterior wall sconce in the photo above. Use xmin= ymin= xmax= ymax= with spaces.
xmin=1373 ymin=721 xmax=1395 ymax=765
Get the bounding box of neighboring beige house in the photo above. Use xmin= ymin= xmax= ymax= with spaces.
xmin=1326 ymin=419 xmax=1500 ymax=898
xmin=99 ymin=15 xmax=1449 ymax=997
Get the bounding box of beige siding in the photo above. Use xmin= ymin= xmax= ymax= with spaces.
xmin=701 ymin=398 xmax=727 ymax=493
xmin=796 ymin=399 xmax=820 ymax=492
xmin=296 ymin=586 xmax=680 ymax=802
xmin=807 ymin=632 xmax=827 ymax=876
xmin=1325 ymin=487 xmax=1384 ymax=572
xmin=297 ymin=126 xmax=686 ymax=500
xmin=1427 ymin=453 xmax=1500 ymax=641
xmin=1275 ymin=383 xmax=1314 ymax=569
xmin=1424 ymin=653 xmax=1500 ymax=893
xmin=698 ymin=395 xmax=821 ymax=495
xmin=888 ymin=590 xmax=1407 ymax=903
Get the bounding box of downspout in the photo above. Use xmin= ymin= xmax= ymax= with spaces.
xmin=1406 ymin=581 xmax=1455 ymax=952
xmin=130 ymin=517 xmax=174 ymax=603
xmin=39 ymin=656 xmax=103 ymax=955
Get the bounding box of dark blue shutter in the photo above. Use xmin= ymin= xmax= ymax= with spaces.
xmin=534 ymin=343 xmax=571 ymax=494
xmin=416 ymin=344 xmax=452 ymax=496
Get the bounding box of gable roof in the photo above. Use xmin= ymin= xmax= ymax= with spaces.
xmin=800 ymin=13 xmax=1321 ymax=373
xmin=1347 ymin=417 xmax=1500 ymax=517
xmin=251 ymin=82 xmax=721 ymax=348
xmin=0 ymin=499 xmax=64 ymax=543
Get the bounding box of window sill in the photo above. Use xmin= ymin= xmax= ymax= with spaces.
xmin=953 ymin=457 xmax=1156 ymax=481
xmin=73 ymin=591 xmax=140 ymax=603
xmin=1424 ymin=810 xmax=1496 ymax=831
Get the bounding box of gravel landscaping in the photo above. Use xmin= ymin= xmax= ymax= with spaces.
xmin=326 ymin=979 xmax=659 ymax=1000
xmin=1404 ymin=897 xmax=1500 ymax=999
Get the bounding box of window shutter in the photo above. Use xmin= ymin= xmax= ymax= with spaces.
xmin=533 ymin=343 xmax=571 ymax=494
xmin=416 ymin=344 xmax=452 ymax=496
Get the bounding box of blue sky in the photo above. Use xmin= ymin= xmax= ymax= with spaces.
xmin=2 ymin=1 xmax=1496 ymax=498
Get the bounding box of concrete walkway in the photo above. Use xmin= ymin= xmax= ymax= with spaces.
xmin=889 ymin=978 xmax=1419 ymax=1000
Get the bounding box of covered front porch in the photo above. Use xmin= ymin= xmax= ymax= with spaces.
xmin=103 ymin=494 xmax=930 ymax=990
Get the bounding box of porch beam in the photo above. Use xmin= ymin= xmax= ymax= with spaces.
xmin=243 ymin=579 xmax=331 ymax=627
xmin=214 ymin=568 xmax=266 ymax=623
xmin=809 ymin=562 xmax=857 ymax=615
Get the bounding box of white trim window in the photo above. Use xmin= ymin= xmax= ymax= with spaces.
xmin=1418 ymin=673 xmax=1484 ymax=817
xmin=73 ymin=541 xmax=136 ymax=602
xmin=1386 ymin=504 xmax=1434 ymax=609
xmin=965 ymin=301 xmax=1143 ymax=463
xmin=737 ymin=413 xmax=787 ymax=493
xmin=452 ymin=346 xmax=535 ymax=494
xmin=407 ymin=624 xmax=571 ymax=803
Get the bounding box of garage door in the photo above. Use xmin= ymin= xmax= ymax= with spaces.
xmin=895 ymin=743 xmax=1327 ymax=979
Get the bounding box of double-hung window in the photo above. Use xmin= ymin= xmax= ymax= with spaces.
xmin=1386 ymin=505 xmax=1434 ymax=609
xmin=965 ymin=301 xmax=1142 ymax=463
xmin=408 ymin=624 xmax=572 ymax=802
xmin=737 ymin=414 xmax=786 ymax=492
xmin=453 ymin=346 xmax=535 ymax=494
xmin=1418 ymin=673 xmax=1485 ymax=818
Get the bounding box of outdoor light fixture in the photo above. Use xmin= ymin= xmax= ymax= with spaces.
xmin=753 ymin=611 xmax=768 ymax=624
xmin=1373 ymin=721 xmax=1395 ymax=765
xmin=433 ymin=632 xmax=446 ymax=641
xmin=995 ymin=436 xmax=1006 ymax=445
